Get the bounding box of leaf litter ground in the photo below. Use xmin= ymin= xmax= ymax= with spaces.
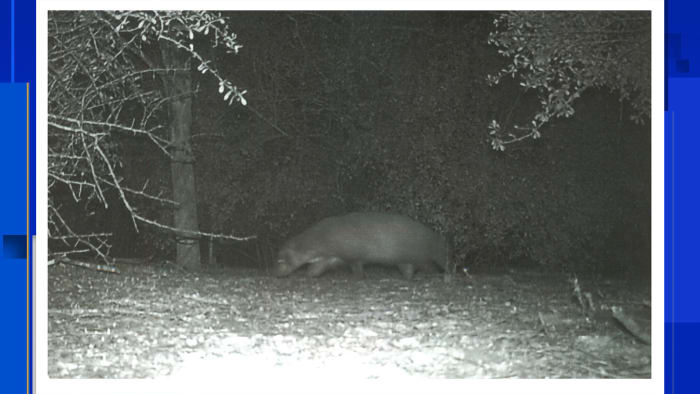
xmin=48 ymin=262 xmax=651 ymax=379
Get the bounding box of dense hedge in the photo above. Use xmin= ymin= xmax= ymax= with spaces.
xmin=114 ymin=12 xmax=649 ymax=276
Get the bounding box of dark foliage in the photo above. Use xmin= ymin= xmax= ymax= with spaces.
xmin=107 ymin=11 xmax=650 ymax=276
xmin=486 ymin=11 xmax=650 ymax=149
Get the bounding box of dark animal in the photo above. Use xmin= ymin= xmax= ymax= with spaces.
xmin=275 ymin=212 xmax=449 ymax=279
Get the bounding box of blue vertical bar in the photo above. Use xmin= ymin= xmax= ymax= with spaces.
xmin=665 ymin=110 xmax=672 ymax=394
xmin=0 ymin=0 xmax=35 ymax=392
xmin=14 ymin=0 xmax=35 ymax=238
xmin=666 ymin=0 xmax=700 ymax=393
xmin=13 ymin=0 xmax=34 ymax=392
xmin=9 ymin=0 xmax=13 ymax=82
xmin=666 ymin=78 xmax=700 ymax=323
xmin=664 ymin=0 xmax=668 ymax=110
xmin=0 ymin=83 xmax=29 ymax=394
xmin=0 ymin=0 xmax=10 ymax=82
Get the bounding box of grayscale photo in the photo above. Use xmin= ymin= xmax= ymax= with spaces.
xmin=47 ymin=10 xmax=651 ymax=379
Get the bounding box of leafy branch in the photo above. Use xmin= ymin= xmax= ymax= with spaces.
xmin=486 ymin=11 xmax=650 ymax=150
xmin=48 ymin=11 xmax=251 ymax=262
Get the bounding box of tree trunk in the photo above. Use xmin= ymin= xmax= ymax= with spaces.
xmin=160 ymin=40 xmax=201 ymax=270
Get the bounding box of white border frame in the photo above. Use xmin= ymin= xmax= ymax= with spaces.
xmin=36 ymin=1 xmax=665 ymax=393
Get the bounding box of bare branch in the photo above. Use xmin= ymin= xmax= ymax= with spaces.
xmin=134 ymin=213 xmax=256 ymax=242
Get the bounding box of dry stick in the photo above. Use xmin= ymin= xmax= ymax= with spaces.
xmin=78 ymin=131 xmax=107 ymax=208
xmin=49 ymin=206 xmax=113 ymax=264
xmin=537 ymin=311 xmax=552 ymax=336
xmin=576 ymin=363 xmax=623 ymax=379
xmin=93 ymin=139 xmax=139 ymax=231
xmin=53 ymin=256 xmax=120 ymax=274
xmin=133 ymin=213 xmax=256 ymax=242
xmin=48 ymin=249 xmax=92 ymax=265
xmin=247 ymin=104 xmax=289 ymax=137
xmin=94 ymin=175 xmax=177 ymax=206
xmin=611 ymin=306 xmax=651 ymax=345
xmin=49 ymin=114 xmax=170 ymax=145
xmin=48 ymin=115 xmax=172 ymax=158
xmin=51 ymin=233 xmax=112 ymax=241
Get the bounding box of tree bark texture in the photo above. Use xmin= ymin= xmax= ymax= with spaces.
xmin=160 ymin=39 xmax=201 ymax=270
